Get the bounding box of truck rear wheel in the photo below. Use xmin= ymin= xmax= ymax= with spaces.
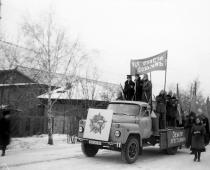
xmin=81 ymin=142 xmax=99 ymax=157
xmin=121 ymin=136 xmax=139 ymax=164
xmin=166 ymin=146 xmax=178 ymax=155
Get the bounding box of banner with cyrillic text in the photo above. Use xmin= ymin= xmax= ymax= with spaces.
xmin=130 ymin=51 xmax=167 ymax=75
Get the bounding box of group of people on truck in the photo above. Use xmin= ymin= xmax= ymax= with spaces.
xmin=155 ymin=90 xmax=179 ymax=129
xmin=120 ymin=73 xmax=180 ymax=129
xmin=122 ymin=73 xmax=152 ymax=103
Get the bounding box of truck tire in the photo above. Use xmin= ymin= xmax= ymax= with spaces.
xmin=81 ymin=142 xmax=99 ymax=157
xmin=166 ymin=146 xmax=178 ymax=155
xmin=121 ymin=136 xmax=139 ymax=164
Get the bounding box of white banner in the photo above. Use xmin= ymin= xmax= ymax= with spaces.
xmin=130 ymin=51 xmax=167 ymax=75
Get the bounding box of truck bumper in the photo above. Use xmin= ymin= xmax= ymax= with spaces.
xmin=77 ymin=137 xmax=122 ymax=148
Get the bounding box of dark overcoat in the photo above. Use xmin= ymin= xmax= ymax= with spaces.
xmin=141 ymin=80 xmax=152 ymax=103
xmin=134 ymin=77 xmax=143 ymax=101
xmin=169 ymin=97 xmax=178 ymax=118
xmin=191 ymin=124 xmax=206 ymax=152
xmin=124 ymin=80 xmax=135 ymax=100
xmin=0 ymin=117 xmax=11 ymax=147
xmin=156 ymin=94 xmax=166 ymax=114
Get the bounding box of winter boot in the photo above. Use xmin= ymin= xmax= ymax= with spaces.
xmin=194 ymin=152 xmax=197 ymax=162
xmin=1 ymin=151 xmax=5 ymax=156
xmin=197 ymin=152 xmax=201 ymax=162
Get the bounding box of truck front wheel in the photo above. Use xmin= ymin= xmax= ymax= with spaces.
xmin=81 ymin=142 xmax=99 ymax=157
xmin=121 ymin=136 xmax=139 ymax=164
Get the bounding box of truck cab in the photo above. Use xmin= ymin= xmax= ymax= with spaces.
xmin=78 ymin=100 xmax=186 ymax=164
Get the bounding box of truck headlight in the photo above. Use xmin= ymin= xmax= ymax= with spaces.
xmin=115 ymin=130 xmax=121 ymax=137
xmin=79 ymin=126 xmax=84 ymax=133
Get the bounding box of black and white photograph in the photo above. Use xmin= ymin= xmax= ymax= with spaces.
xmin=0 ymin=0 xmax=210 ymax=169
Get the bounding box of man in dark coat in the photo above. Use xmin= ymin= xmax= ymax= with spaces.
xmin=134 ymin=74 xmax=143 ymax=101
xmin=166 ymin=91 xmax=172 ymax=126
xmin=141 ymin=74 xmax=152 ymax=103
xmin=0 ymin=110 xmax=11 ymax=156
xmin=156 ymin=90 xmax=167 ymax=129
xmin=191 ymin=117 xmax=206 ymax=162
xmin=168 ymin=93 xmax=178 ymax=127
xmin=124 ymin=75 xmax=135 ymax=101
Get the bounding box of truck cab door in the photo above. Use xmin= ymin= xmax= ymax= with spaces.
xmin=139 ymin=106 xmax=152 ymax=139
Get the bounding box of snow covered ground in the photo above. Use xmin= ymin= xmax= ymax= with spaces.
xmin=0 ymin=135 xmax=210 ymax=170
xmin=7 ymin=134 xmax=70 ymax=151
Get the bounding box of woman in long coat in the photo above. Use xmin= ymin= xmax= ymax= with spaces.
xmin=0 ymin=110 xmax=11 ymax=156
xmin=185 ymin=112 xmax=196 ymax=149
xmin=191 ymin=117 xmax=206 ymax=162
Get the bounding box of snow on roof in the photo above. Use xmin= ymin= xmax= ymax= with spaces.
xmin=0 ymin=83 xmax=40 ymax=87
xmin=16 ymin=66 xmax=120 ymax=89
xmin=110 ymin=100 xmax=149 ymax=106
xmin=38 ymin=80 xmax=121 ymax=101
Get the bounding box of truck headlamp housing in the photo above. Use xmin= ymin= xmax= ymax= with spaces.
xmin=79 ymin=126 xmax=84 ymax=133
xmin=115 ymin=130 xmax=121 ymax=137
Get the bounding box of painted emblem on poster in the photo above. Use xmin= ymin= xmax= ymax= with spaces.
xmin=89 ymin=113 xmax=107 ymax=134
xmin=84 ymin=108 xmax=113 ymax=141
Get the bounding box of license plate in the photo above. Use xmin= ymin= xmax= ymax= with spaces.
xmin=89 ymin=140 xmax=102 ymax=145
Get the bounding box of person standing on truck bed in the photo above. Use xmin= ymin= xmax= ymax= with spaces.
xmin=156 ymin=90 xmax=167 ymax=129
xmin=191 ymin=117 xmax=206 ymax=162
xmin=166 ymin=91 xmax=173 ymax=126
xmin=141 ymin=74 xmax=152 ymax=103
xmin=169 ymin=93 xmax=178 ymax=127
xmin=134 ymin=73 xmax=143 ymax=101
xmin=124 ymin=75 xmax=135 ymax=101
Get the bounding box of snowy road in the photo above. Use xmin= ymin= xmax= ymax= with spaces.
xmin=1 ymin=144 xmax=210 ymax=170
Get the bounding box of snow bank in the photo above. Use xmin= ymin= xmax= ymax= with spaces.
xmin=8 ymin=134 xmax=73 ymax=151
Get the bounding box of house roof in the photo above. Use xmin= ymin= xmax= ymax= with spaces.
xmin=15 ymin=66 xmax=120 ymax=89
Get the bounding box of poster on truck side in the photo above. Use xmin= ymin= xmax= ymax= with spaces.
xmin=83 ymin=108 xmax=113 ymax=141
xmin=167 ymin=129 xmax=186 ymax=147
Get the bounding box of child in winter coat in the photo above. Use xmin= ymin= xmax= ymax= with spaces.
xmin=190 ymin=117 xmax=206 ymax=162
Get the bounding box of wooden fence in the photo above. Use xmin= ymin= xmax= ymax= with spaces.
xmin=10 ymin=115 xmax=48 ymax=137
xmin=10 ymin=115 xmax=81 ymax=137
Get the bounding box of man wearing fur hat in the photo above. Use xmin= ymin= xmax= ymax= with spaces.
xmin=124 ymin=75 xmax=135 ymax=100
xmin=141 ymin=74 xmax=152 ymax=103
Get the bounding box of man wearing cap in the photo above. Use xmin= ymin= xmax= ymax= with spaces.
xmin=141 ymin=74 xmax=152 ymax=103
xmin=124 ymin=75 xmax=135 ymax=100
xmin=134 ymin=74 xmax=143 ymax=101
xmin=0 ymin=110 xmax=11 ymax=156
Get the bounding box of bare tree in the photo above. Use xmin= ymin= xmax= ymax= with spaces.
xmin=179 ymin=79 xmax=207 ymax=116
xmin=100 ymin=85 xmax=117 ymax=102
xmin=80 ymin=66 xmax=99 ymax=101
xmin=21 ymin=12 xmax=87 ymax=144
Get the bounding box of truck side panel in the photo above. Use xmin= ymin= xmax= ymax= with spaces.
xmin=160 ymin=128 xmax=186 ymax=149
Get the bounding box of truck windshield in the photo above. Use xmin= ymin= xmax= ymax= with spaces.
xmin=107 ymin=103 xmax=140 ymax=116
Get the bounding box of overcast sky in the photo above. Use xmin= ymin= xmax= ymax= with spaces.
xmin=1 ymin=0 xmax=210 ymax=96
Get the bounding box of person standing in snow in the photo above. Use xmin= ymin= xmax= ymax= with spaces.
xmin=185 ymin=112 xmax=196 ymax=149
xmin=0 ymin=110 xmax=11 ymax=156
xmin=191 ymin=117 xmax=206 ymax=162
